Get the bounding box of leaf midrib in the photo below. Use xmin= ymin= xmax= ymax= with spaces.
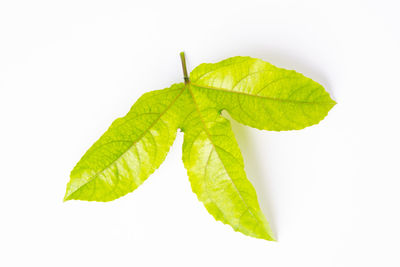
xmin=191 ymin=82 xmax=335 ymax=105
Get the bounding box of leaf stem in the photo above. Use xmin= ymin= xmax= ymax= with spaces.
xmin=180 ymin=52 xmax=190 ymax=84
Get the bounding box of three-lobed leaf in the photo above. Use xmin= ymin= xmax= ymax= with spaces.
xmin=65 ymin=55 xmax=335 ymax=240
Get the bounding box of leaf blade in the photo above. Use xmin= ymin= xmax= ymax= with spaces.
xmin=65 ymin=83 xmax=185 ymax=201
xmin=181 ymin=86 xmax=275 ymax=240
xmin=190 ymin=56 xmax=336 ymax=131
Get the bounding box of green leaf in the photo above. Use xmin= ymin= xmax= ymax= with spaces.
xmin=65 ymin=54 xmax=335 ymax=240
xmin=64 ymin=83 xmax=185 ymax=201
xmin=190 ymin=56 xmax=336 ymax=131
xmin=181 ymin=92 xmax=275 ymax=240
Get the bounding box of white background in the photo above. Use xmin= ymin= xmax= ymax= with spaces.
xmin=1 ymin=0 xmax=399 ymax=266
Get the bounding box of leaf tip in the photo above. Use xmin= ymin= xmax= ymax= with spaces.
xmin=63 ymin=192 xmax=72 ymax=202
xmin=63 ymin=182 xmax=76 ymax=202
xmin=259 ymin=225 xmax=277 ymax=242
xmin=265 ymin=234 xmax=277 ymax=242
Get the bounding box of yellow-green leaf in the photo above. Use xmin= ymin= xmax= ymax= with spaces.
xmin=65 ymin=83 xmax=185 ymax=201
xmin=181 ymin=90 xmax=275 ymax=240
xmin=190 ymin=56 xmax=336 ymax=131
xmin=65 ymin=53 xmax=335 ymax=240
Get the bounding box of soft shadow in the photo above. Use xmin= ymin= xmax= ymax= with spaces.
xmin=224 ymin=112 xmax=278 ymax=239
